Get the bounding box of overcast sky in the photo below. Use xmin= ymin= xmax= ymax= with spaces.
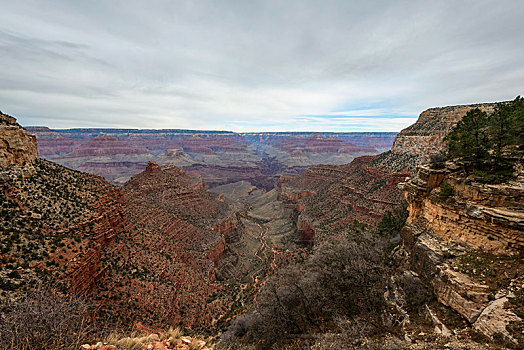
xmin=1 ymin=1 xmax=523 ymax=132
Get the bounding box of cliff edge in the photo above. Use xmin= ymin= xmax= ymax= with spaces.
xmin=0 ymin=111 xmax=38 ymax=168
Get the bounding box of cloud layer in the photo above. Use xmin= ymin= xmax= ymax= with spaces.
xmin=1 ymin=0 xmax=523 ymax=131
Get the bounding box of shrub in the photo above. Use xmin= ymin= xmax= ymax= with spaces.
xmin=0 ymin=287 xmax=93 ymax=350
xmin=438 ymin=183 xmax=454 ymax=200
xmin=376 ymin=200 xmax=408 ymax=237
xmin=222 ymin=230 xmax=390 ymax=348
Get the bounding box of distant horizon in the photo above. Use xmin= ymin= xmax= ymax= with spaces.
xmin=24 ymin=125 xmax=399 ymax=134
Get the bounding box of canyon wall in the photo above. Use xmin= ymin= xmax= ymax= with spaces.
xmin=375 ymin=103 xmax=500 ymax=172
xmin=404 ymin=164 xmax=523 ymax=255
xmin=387 ymin=99 xmax=523 ymax=345
xmin=279 ymin=156 xmax=409 ymax=244
xmin=27 ymin=127 xmax=395 ymax=187
xmin=0 ymin=111 xmax=38 ymax=168
xmin=397 ymin=163 xmax=523 ymax=345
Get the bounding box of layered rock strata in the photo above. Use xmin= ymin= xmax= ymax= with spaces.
xmin=0 ymin=111 xmax=38 ymax=168
xmin=398 ymin=164 xmax=523 ymax=345
xmin=375 ymin=103 xmax=500 ymax=172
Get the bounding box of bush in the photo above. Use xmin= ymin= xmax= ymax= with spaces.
xmin=0 ymin=287 xmax=93 ymax=350
xmin=376 ymin=200 xmax=408 ymax=237
xmin=438 ymin=183 xmax=454 ymax=200
xmin=429 ymin=153 xmax=448 ymax=169
xmin=222 ymin=230 xmax=390 ymax=348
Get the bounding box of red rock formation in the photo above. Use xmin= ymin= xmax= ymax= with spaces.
xmin=27 ymin=128 xmax=394 ymax=187
xmin=0 ymin=157 xmax=126 ymax=299
xmin=95 ymin=162 xmax=240 ymax=329
xmin=273 ymin=134 xmax=376 ymax=154
xmin=280 ymin=156 xmax=409 ymax=243
xmin=24 ymin=126 xmax=76 ymax=156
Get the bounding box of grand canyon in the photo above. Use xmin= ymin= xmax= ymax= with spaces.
xmin=1 ymin=2 xmax=523 ymax=349
xmin=1 ymin=99 xmax=522 ymax=349
xmin=26 ymin=127 xmax=396 ymax=188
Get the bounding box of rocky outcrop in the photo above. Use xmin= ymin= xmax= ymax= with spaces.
xmin=404 ymin=164 xmax=523 ymax=255
xmin=280 ymin=156 xmax=409 ymax=243
xmin=0 ymin=111 xmax=38 ymax=168
xmin=380 ymin=103 xmax=499 ymax=172
xmin=398 ymin=163 xmax=523 ymax=345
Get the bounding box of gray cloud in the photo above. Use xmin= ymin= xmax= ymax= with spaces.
xmin=0 ymin=0 xmax=523 ymax=131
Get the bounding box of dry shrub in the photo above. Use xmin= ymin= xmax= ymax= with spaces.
xmin=0 ymin=287 xmax=93 ymax=350
xmin=166 ymin=326 xmax=183 ymax=340
xmin=104 ymin=332 xmax=149 ymax=350
xmin=222 ymin=230 xmax=391 ymax=348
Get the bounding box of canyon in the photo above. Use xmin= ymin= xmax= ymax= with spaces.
xmin=26 ymin=127 xmax=396 ymax=188
xmin=1 ymin=101 xmax=523 ymax=349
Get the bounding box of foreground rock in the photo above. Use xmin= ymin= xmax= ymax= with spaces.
xmin=396 ymin=163 xmax=523 ymax=346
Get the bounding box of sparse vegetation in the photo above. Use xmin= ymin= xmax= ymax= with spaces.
xmin=376 ymin=200 xmax=408 ymax=237
xmin=221 ymin=229 xmax=392 ymax=348
xmin=0 ymin=287 xmax=93 ymax=350
xmin=438 ymin=183 xmax=454 ymax=200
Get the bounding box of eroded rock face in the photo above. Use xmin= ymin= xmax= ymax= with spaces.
xmin=399 ymin=164 xmax=523 ymax=344
xmin=382 ymin=103 xmax=499 ymax=172
xmin=96 ymin=162 xmax=246 ymax=328
xmin=280 ymin=156 xmax=409 ymax=244
xmin=0 ymin=111 xmax=38 ymax=168
xmin=404 ymin=165 xmax=523 ymax=255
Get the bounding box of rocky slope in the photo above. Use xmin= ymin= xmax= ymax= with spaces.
xmin=92 ymin=161 xmax=235 ymax=328
xmin=279 ymin=156 xmax=409 ymax=244
xmin=1 ymin=113 xmax=239 ymax=331
xmin=0 ymin=113 xmax=125 ymax=298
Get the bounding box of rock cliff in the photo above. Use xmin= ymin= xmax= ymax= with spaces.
xmin=396 ymin=163 xmax=523 ymax=346
xmin=0 ymin=111 xmax=38 ymax=168
xmin=375 ymin=103 xmax=500 ymax=172
xmin=404 ymin=164 xmax=523 ymax=255
xmin=280 ymin=156 xmax=409 ymax=244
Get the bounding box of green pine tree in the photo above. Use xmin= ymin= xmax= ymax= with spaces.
xmin=488 ymin=96 xmax=524 ymax=164
xmin=446 ymin=108 xmax=490 ymax=167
